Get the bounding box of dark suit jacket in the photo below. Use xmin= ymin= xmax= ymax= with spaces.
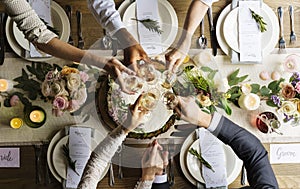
xmin=152 ymin=115 xmax=279 ymax=189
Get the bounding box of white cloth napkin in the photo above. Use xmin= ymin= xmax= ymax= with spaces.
xmin=28 ymin=0 xmax=52 ymax=58
xmin=198 ymin=128 xmax=227 ymax=188
xmin=238 ymin=1 xmax=262 ymax=62
xmin=136 ymin=0 xmax=163 ymax=55
xmin=66 ymin=127 xmax=92 ymax=189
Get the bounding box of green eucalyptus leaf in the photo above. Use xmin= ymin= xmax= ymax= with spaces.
xmin=260 ymin=86 xmax=270 ymax=96
xmin=251 ymin=84 xmax=260 ymax=93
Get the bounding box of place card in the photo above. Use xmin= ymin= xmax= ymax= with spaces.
xmin=270 ymin=143 xmax=300 ymax=164
xmin=136 ymin=0 xmax=163 ymax=55
xmin=199 ymin=128 xmax=227 ymax=188
xmin=238 ymin=1 xmax=262 ymax=62
xmin=0 ymin=148 xmax=20 ymax=168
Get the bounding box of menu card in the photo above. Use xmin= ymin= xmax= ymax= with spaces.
xmin=28 ymin=0 xmax=52 ymax=58
xmin=66 ymin=127 xmax=92 ymax=189
xmin=136 ymin=0 xmax=163 ymax=55
xmin=199 ymin=128 xmax=227 ymax=188
xmin=238 ymin=1 xmax=262 ymax=62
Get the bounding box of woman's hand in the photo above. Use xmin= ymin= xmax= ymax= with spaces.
xmin=122 ymin=94 xmax=148 ymax=133
xmin=165 ymin=36 xmax=191 ymax=73
xmin=141 ymin=140 xmax=169 ymax=181
xmin=174 ymin=96 xmax=212 ymax=128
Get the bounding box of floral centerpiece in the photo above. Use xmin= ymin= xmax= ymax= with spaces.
xmin=173 ymin=65 xmax=232 ymax=115
xmin=41 ymin=66 xmax=89 ymax=116
xmin=12 ymin=62 xmax=91 ymax=117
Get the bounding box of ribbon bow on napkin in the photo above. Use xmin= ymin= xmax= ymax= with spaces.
xmin=198 ymin=128 xmax=227 ymax=188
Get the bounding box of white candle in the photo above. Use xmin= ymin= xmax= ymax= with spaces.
xmin=0 ymin=79 xmax=13 ymax=92
xmin=238 ymin=93 xmax=260 ymax=111
xmin=29 ymin=110 xmax=45 ymax=123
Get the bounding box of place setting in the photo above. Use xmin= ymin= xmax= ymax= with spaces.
xmin=5 ymin=0 xmax=70 ymax=62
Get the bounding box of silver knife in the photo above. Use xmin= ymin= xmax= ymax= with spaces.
xmin=207 ymin=7 xmax=217 ymax=56
xmin=0 ymin=13 xmax=6 ymax=65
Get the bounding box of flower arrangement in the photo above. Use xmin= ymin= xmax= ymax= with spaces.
xmin=173 ymin=65 xmax=232 ymax=115
xmin=268 ymin=72 xmax=300 ymax=125
xmin=41 ymin=66 xmax=89 ymax=116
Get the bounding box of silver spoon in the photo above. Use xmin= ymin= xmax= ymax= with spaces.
xmin=198 ymin=18 xmax=207 ymax=49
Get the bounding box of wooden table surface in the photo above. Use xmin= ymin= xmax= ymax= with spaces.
xmin=0 ymin=0 xmax=300 ymax=188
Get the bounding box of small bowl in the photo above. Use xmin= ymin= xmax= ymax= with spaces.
xmin=23 ymin=106 xmax=47 ymax=128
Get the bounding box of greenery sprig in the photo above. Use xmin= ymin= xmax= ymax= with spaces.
xmin=131 ymin=18 xmax=163 ymax=35
xmin=62 ymin=144 xmax=80 ymax=176
xmin=250 ymin=9 xmax=267 ymax=32
xmin=188 ymin=148 xmax=214 ymax=172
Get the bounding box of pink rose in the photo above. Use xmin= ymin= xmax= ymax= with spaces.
xmin=10 ymin=95 xmax=20 ymax=106
xmin=295 ymin=81 xmax=300 ymax=93
xmin=52 ymin=96 xmax=69 ymax=110
xmin=72 ymin=88 xmax=87 ymax=105
xmin=68 ymin=100 xmax=81 ymax=112
xmin=79 ymin=71 xmax=89 ymax=83
xmin=281 ymin=83 xmax=296 ymax=99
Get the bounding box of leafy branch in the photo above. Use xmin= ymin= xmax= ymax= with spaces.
xmin=250 ymin=9 xmax=267 ymax=32
xmin=62 ymin=144 xmax=80 ymax=176
xmin=131 ymin=18 xmax=163 ymax=35
xmin=188 ymin=148 xmax=214 ymax=172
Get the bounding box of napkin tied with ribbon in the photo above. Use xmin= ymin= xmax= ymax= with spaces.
xmin=198 ymin=128 xmax=227 ymax=188
xmin=28 ymin=0 xmax=52 ymax=58
xmin=136 ymin=0 xmax=163 ymax=55
xmin=231 ymin=0 xmax=262 ymax=64
xmin=66 ymin=127 xmax=92 ymax=189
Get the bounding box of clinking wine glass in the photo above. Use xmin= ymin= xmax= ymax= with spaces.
xmin=161 ymin=70 xmax=177 ymax=89
xmin=162 ymin=91 xmax=179 ymax=110
xmin=139 ymin=88 xmax=161 ymax=122
xmin=123 ymin=75 xmax=143 ymax=93
xmin=256 ymin=111 xmax=282 ymax=135
xmin=138 ymin=62 xmax=158 ymax=84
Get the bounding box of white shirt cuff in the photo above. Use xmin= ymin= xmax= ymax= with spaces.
xmin=153 ymin=174 xmax=168 ymax=183
xmin=207 ymin=112 xmax=222 ymax=132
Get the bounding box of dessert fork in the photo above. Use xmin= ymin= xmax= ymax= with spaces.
xmin=289 ymin=5 xmax=297 ymax=44
xmin=277 ymin=7 xmax=286 ymax=52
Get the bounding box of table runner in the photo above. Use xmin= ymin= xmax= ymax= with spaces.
xmin=1 ymin=49 xmax=300 ymax=145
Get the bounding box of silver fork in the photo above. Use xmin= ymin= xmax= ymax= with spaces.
xmin=76 ymin=10 xmax=84 ymax=49
xmin=198 ymin=18 xmax=207 ymax=49
xmin=289 ymin=5 xmax=297 ymax=44
xmin=277 ymin=7 xmax=286 ymax=52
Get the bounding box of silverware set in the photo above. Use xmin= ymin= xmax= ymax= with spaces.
xmin=65 ymin=5 xmax=85 ymax=49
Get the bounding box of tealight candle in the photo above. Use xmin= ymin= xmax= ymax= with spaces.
xmin=29 ymin=110 xmax=46 ymax=123
xmin=10 ymin=118 xmax=23 ymax=129
xmin=0 ymin=79 xmax=13 ymax=92
xmin=238 ymin=93 xmax=260 ymax=111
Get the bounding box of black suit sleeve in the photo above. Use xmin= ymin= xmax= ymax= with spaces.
xmin=151 ymin=182 xmax=169 ymax=189
xmin=212 ymin=116 xmax=279 ymax=189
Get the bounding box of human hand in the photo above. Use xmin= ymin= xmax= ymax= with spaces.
xmin=174 ymin=96 xmax=212 ymax=128
xmin=122 ymin=94 xmax=148 ymax=133
xmin=123 ymin=44 xmax=150 ymax=72
xmin=165 ymin=37 xmax=191 ymax=73
xmin=141 ymin=140 xmax=169 ymax=181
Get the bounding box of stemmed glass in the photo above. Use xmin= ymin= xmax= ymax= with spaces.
xmin=162 ymin=91 xmax=179 ymax=110
xmin=161 ymin=70 xmax=177 ymax=89
xmin=138 ymin=62 xmax=159 ymax=85
xmin=123 ymin=75 xmax=143 ymax=93
xmin=138 ymin=88 xmax=161 ymax=122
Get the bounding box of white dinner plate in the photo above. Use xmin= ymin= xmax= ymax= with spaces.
xmin=5 ymin=1 xmax=70 ymax=62
xmin=216 ymin=3 xmax=279 ymax=57
xmin=186 ymin=138 xmax=242 ymax=184
xmin=47 ymin=126 xmax=108 ymax=183
xmin=121 ymin=0 xmax=178 ymax=53
xmin=180 ymin=130 xmax=243 ymax=186
xmin=52 ymin=135 xmax=107 ymax=180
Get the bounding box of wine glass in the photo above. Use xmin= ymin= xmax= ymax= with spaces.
xmin=162 ymin=91 xmax=179 ymax=110
xmin=140 ymin=88 xmax=161 ymax=111
xmin=123 ymin=75 xmax=143 ymax=93
xmin=161 ymin=70 xmax=177 ymax=89
xmin=139 ymin=63 xmax=158 ymax=84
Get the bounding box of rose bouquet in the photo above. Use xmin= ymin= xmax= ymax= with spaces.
xmin=41 ymin=66 xmax=89 ymax=116
xmin=268 ymin=72 xmax=300 ymax=125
